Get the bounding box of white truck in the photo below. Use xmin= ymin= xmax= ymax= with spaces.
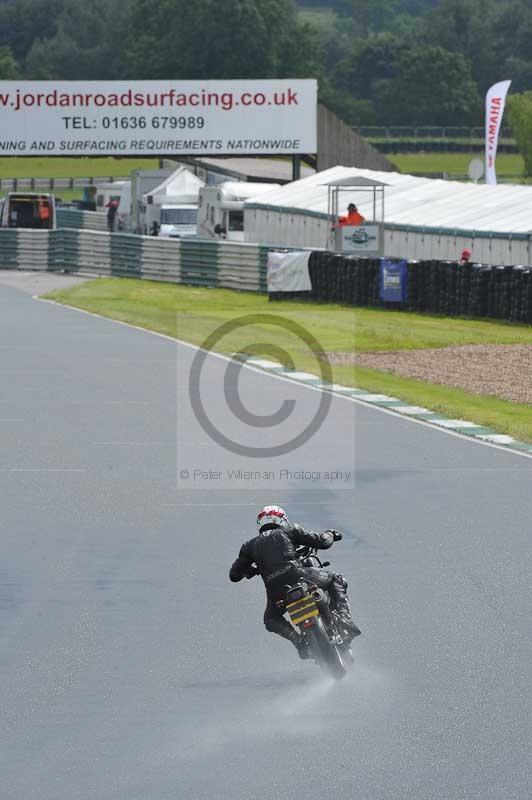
xmin=197 ymin=182 xmax=280 ymax=241
xmin=141 ymin=166 xmax=204 ymax=237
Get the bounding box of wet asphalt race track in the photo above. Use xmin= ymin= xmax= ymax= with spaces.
xmin=1 ymin=275 xmax=532 ymax=800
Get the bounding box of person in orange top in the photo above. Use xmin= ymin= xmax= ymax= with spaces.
xmin=338 ymin=203 xmax=365 ymax=226
xmin=38 ymin=200 xmax=51 ymax=228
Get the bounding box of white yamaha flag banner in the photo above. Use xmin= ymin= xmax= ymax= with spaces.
xmin=485 ymin=80 xmax=511 ymax=185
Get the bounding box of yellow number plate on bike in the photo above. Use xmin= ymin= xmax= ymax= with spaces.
xmin=286 ymin=595 xmax=319 ymax=625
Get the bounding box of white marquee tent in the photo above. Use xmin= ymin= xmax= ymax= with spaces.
xmin=144 ymin=166 xmax=205 ymax=206
xmin=245 ymin=165 xmax=532 ymax=233
xmin=243 ymin=166 xmax=532 ymax=263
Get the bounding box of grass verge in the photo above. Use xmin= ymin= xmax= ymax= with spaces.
xmin=54 ymin=188 xmax=84 ymax=202
xmin=391 ymin=152 xmax=524 ymax=178
xmin=0 ymin=156 xmax=158 ymax=179
xmin=44 ymin=278 xmax=532 ymax=442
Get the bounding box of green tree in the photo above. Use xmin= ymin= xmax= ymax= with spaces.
xmin=0 ymin=45 xmax=20 ymax=79
xmin=375 ymin=46 xmax=481 ymax=124
xmin=127 ymin=0 xmax=320 ymax=79
xmin=336 ymin=33 xmax=407 ymax=99
xmin=336 ymin=0 xmax=399 ymax=34
xmin=25 ymin=0 xmax=132 ymax=79
xmin=319 ymin=81 xmax=377 ymax=125
xmin=504 ymin=58 xmax=532 ymax=94
xmin=421 ymin=0 xmax=510 ymax=91
xmin=507 ymin=92 xmax=532 ymax=178
xmin=0 ymin=0 xmax=63 ymax=61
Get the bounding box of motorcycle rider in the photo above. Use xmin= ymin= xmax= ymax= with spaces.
xmin=229 ymin=505 xmax=361 ymax=659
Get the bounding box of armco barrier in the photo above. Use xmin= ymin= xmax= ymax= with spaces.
xmin=271 ymin=252 xmax=532 ymax=324
xmin=0 ymin=228 xmax=265 ymax=292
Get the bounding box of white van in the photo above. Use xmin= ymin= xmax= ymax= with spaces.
xmin=198 ymin=182 xmax=280 ymax=241
xmin=158 ymin=204 xmax=198 ymax=238
xmin=1 ymin=192 xmax=56 ymax=229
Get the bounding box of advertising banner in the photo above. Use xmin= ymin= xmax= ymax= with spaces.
xmin=485 ymin=80 xmax=511 ymax=185
xmin=380 ymin=259 xmax=408 ymax=303
xmin=0 ymin=80 xmax=317 ymax=156
xmin=336 ymin=224 xmax=381 ymax=255
xmin=267 ymin=251 xmax=312 ymax=293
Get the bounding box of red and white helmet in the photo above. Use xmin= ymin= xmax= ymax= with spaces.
xmin=257 ymin=505 xmax=290 ymax=533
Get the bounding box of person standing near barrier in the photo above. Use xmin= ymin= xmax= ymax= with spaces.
xmin=459 ymin=249 xmax=472 ymax=265
xmin=37 ymin=199 xmax=51 ymax=228
xmin=106 ymin=198 xmax=119 ymax=233
xmin=338 ymin=203 xmax=365 ymax=227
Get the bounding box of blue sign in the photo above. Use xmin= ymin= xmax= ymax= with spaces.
xmin=380 ymin=259 xmax=408 ymax=303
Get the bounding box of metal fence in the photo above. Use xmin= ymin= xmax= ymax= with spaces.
xmin=0 ymin=176 xmax=119 ymax=191
xmin=354 ymin=126 xmax=513 ymax=140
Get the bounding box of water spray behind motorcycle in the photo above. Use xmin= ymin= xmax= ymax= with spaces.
xmin=276 ymin=546 xmax=354 ymax=680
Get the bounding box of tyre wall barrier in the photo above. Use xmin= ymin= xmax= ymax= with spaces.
xmin=270 ymin=252 xmax=532 ymax=324
xmin=56 ymin=208 xmax=108 ymax=231
xmin=0 ymin=228 xmax=268 ymax=292
xmin=0 ymin=229 xmax=51 ymax=271
xmin=2 ymin=228 xmax=530 ymax=323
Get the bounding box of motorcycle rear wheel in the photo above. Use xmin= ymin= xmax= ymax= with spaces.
xmin=305 ymin=618 xmax=347 ymax=680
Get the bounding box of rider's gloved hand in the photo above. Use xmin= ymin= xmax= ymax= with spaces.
xmin=245 ymin=566 xmax=259 ymax=579
xmin=325 ymin=529 xmax=343 ymax=541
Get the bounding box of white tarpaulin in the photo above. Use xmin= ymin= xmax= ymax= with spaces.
xmin=485 ymin=80 xmax=511 ymax=185
xmin=267 ymin=251 xmax=311 ymax=292
xmin=0 ymin=80 xmax=317 ymax=156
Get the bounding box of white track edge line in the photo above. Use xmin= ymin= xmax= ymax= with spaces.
xmin=36 ymin=296 xmax=532 ymax=463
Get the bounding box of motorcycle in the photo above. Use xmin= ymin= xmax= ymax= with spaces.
xmin=276 ymin=543 xmax=354 ymax=680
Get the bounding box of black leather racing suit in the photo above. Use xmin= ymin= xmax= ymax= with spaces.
xmin=229 ymin=524 xmax=352 ymax=646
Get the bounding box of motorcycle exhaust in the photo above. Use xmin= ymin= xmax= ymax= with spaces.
xmin=312 ymin=589 xmax=329 ymax=609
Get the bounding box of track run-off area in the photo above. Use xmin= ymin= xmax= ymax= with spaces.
xmin=1 ymin=274 xmax=532 ymax=800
